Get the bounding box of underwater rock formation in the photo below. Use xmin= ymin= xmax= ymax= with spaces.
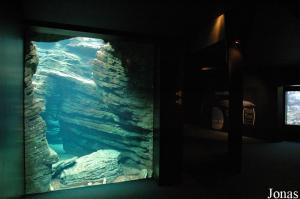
xmin=59 ymin=150 xmax=121 ymax=185
xmin=24 ymin=42 xmax=59 ymax=194
xmin=52 ymin=157 xmax=77 ymax=177
xmin=90 ymin=43 xmax=153 ymax=169
xmin=32 ymin=38 xmax=153 ymax=173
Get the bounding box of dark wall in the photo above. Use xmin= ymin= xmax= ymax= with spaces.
xmin=243 ymin=74 xmax=278 ymax=139
xmin=241 ymin=2 xmax=300 ymax=140
xmin=0 ymin=2 xmax=24 ymax=199
xmin=182 ymin=4 xmax=227 ymax=126
xmin=0 ymin=1 xmax=241 ymax=199
xmin=22 ymin=0 xmax=197 ymax=188
xmin=158 ymin=40 xmax=185 ymax=185
xmin=243 ymin=66 xmax=300 ymax=140
xmin=246 ymin=2 xmax=300 ymax=67
xmin=183 ymin=2 xmax=300 ymax=138
xmin=184 ymin=42 xmax=227 ymax=126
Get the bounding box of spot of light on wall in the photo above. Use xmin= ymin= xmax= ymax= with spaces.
xmin=210 ymin=14 xmax=225 ymax=44
xmin=229 ymin=47 xmax=242 ymax=66
xmin=201 ymin=67 xmax=214 ymax=71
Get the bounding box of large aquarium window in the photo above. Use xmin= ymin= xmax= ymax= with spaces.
xmin=285 ymin=91 xmax=300 ymax=125
xmin=24 ymin=33 xmax=154 ymax=194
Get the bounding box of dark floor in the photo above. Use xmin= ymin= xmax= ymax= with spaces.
xmin=24 ymin=125 xmax=300 ymax=199
xmin=183 ymin=125 xmax=300 ymax=199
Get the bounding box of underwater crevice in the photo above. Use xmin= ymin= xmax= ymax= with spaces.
xmin=25 ymin=37 xmax=154 ymax=193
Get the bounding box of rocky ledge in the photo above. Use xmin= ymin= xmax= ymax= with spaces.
xmin=60 ymin=150 xmax=121 ymax=185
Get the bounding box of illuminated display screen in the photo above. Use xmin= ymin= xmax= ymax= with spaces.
xmin=285 ymin=91 xmax=300 ymax=125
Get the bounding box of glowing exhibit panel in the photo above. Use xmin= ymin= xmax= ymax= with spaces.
xmin=24 ymin=36 xmax=154 ymax=193
xmin=285 ymin=91 xmax=300 ymax=125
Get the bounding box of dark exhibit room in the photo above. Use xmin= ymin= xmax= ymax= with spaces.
xmin=1 ymin=1 xmax=300 ymax=199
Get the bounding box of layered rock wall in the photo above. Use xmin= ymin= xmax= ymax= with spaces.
xmin=31 ymin=38 xmax=153 ymax=175
xmin=24 ymin=42 xmax=58 ymax=194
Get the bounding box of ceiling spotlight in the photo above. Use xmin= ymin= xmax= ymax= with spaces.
xmin=234 ymin=40 xmax=240 ymax=45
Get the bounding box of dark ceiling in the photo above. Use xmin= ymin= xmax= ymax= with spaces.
xmin=22 ymin=0 xmax=225 ymax=37
xmin=245 ymin=2 xmax=300 ymax=68
xmin=21 ymin=1 xmax=300 ymax=68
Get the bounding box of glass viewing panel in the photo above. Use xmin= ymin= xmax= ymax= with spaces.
xmin=24 ymin=34 xmax=154 ymax=193
xmin=285 ymin=91 xmax=300 ymax=125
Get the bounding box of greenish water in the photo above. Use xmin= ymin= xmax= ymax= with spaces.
xmin=26 ymin=37 xmax=154 ymax=192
